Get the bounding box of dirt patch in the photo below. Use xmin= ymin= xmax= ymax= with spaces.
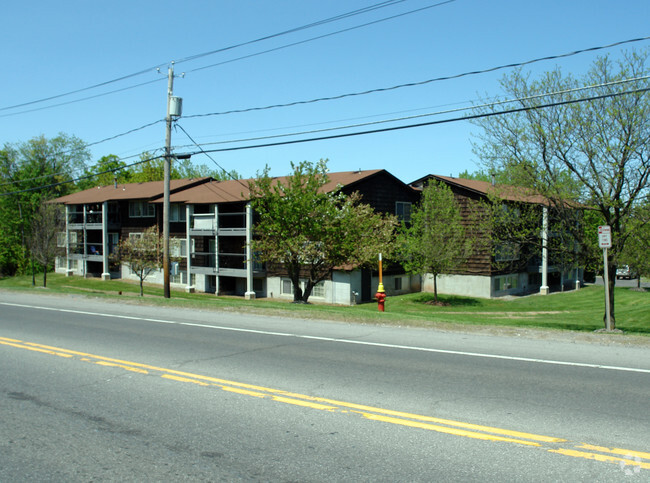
xmin=424 ymin=300 xmax=451 ymax=307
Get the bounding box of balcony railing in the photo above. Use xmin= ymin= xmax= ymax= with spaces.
xmin=218 ymin=213 xmax=245 ymax=230
xmin=192 ymin=252 xmax=216 ymax=268
xmin=219 ymin=253 xmax=245 ymax=270
xmin=67 ymin=212 xmax=103 ymax=225
xmin=191 ymin=214 xmax=216 ymax=231
xmin=190 ymin=252 xmax=264 ymax=272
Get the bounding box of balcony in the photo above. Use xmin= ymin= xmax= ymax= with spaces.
xmin=67 ymin=211 xmax=112 ymax=228
xmin=190 ymin=251 xmax=264 ymax=277
xmin=218 ymin=213 xmax=246 ymax=234
xmin=190 ymin=214 xmax=216 ymax=235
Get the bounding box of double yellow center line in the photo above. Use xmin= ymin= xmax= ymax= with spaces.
xmin=2 ymin=336 xmax=648 ymax=472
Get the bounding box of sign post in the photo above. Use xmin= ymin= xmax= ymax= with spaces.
xmin=598 ymin=225 xmax=612 ymax=331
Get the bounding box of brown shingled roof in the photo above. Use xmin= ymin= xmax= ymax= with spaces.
xmin=52 ymin=178 xmax=211 ymax=204
xmin=159 ymin=169 xmax=386 ymax=204
xmin=413 ymin=174 xmax=550 ymax=205
xmin=52 ymin=170 xmax=395 ymax=206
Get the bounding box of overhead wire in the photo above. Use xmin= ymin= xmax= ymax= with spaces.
xmin=179 ymin=75 xmax=650 ymax=148
xmin=187 ymin=0 xmax=456 ymax=74
xmin=3 ymin=33 xmax=648 ymax=189
xmin=174 ymin=123 xmax=250 ymax=191
xmin=174 ymin=0 xmax=410 ymax=65
xmin=185 ymin=35 xmax=650 ymax=119
xmin=187 ymin=86 xmax=650 ymax=155
xmin=0 ymin=79 xmax=166 ymax=119
xmin=3 ymin=84 xmax=648 ymax=196
xmin=7 ymin=35 xmax=648 ymax=162
xmin=0 ymin=0 xmax=419 ymax=114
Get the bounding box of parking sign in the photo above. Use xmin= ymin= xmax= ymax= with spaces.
xmin=598 ymin=225 xmax=611 ymax=248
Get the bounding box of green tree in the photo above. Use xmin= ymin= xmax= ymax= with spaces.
xmin=619 ymin=201 xmax=650 ymax=288
xmin=0 ymin=134 xmax=90 ymax=276
xmin=113 ymin=226 xmax=169 ymax=296
xmin=130 ymin=152 xmax=167 ymax=182
xmin=77 ymin=154 xmax=132 ymax=190
xmin=28 ymin=201 xmax=65 ymax=287
xmin=472 ymin=50 xmax=650 ymax=329
xmin=397 ymin=181 xmax=475 ymax=302
xmin=175 ymin=158 xmax=240 ymax=180
xmin=249 ymin=160 xmax=397 ymax=303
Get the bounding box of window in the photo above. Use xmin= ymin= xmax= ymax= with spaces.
xmin=495 ymin=275 xmax=519 ymax=292
xmin=57 ymin=232 xmax=66 ymax=248
xmin=395 ymin=202 xmax=412 ymax=223
xmin=311 ymin=281 xmax=325 ymax=298
xmin=129 ymin=201 xmax=155 ymax=218
xmin=170 ymin=238 xmax=187 ymax=257
xmin=394 ymin=277 xmax=403 ymax=291
xmin=170 ymin=204 xmax=186 ymax=222
xmin=172 ymin=272 xmax=195 ymax=285
xmin=171 ymin=270 xmax=189 ymax=284
xmin=108 ymin=233 xmax=119 ymax=255
xmin=495 ymin=243 xmax=520 ymax=262
xmin=129 ymin=232 xmax=143 ymax=240
xmin=281 ymin=279 xmax=324 ymax=297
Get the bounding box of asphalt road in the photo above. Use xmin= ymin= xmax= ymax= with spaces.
xmin=593 ymin=275 xmax=650 ymax=289
xmin=1 ymin=291 xmax=648 ymax=481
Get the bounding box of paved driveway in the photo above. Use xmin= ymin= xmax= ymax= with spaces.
xmin=591 ymin=276 xmax=649 ymax=289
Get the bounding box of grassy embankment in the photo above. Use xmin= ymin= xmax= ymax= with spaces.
xmin=1 ymin=273 xmax=648 ymax=335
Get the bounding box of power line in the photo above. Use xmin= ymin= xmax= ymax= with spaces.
xmin=0 ymin=68 xmax=167 ymax=113
xmin=175 ymin=123 xmax=251 ymax=196
xmin=180 ymin=75 xmax=650 ymax=148
xmin=175 ymin=0 xmax=411 ymax=65
xmin=0 ymin=0 xmax=418 ymax=114
xmin=0 ymin=152 xmax=168 ymax=196
xmin=5 ymin=84 xmax=647 ymax=196
xmin=175 ymin=123 xmax=249 ymax=190
xmin=188 ymin=86 xmax=650 ymax=155
xmin=185 ymin=35 xmax=650 ymax=119
xmin=187 ymin=0 xmax=456 ymax=74
xmin=0 ymin=79 xmax=165 ymax=119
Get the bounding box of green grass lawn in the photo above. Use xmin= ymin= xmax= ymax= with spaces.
xmin=1 ymin=273 xmax=648 ymax=336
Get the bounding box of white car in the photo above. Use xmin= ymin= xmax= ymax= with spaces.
xmin=616 ymin=265 xmax=635 ymax=280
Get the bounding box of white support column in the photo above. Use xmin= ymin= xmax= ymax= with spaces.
xmin=540 ymin=206 xmax=549 ymax=295
xmin=245 ymin=202 xmax=256 ymax=300
xmin=101 ymin=201 xmax=110 ymax=280
xmin=214 ymin=204 xmax=220 ymax=296
xmin=82 ymin=204 xmax=88 ymax=277
xmin=185 ymin=204 xmax=194 ymax=293
xmin=65 ymin=205 xmax=73 ymax=277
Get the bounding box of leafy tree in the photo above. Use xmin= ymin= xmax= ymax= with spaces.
xmin=77 ymin=155 xmax=132 ymax=190
xmin=175 ymin=158 xmax=240 ymax=180
xmin=249 ymin=160 xmax=397 ymax=303
xmin=130 ymin=152 xmax=167 ymax=183
xmin=619 ymin=201 xmax=650 ymax=288
xmin=28 ymin=201 xmax=65 ymax=287
xmin=0 ymin=134 xmax=90 ymax=276
xmin=113 ymin=226 xmax=171 ymax=296
xmin=127 ymin=152 xmax=241 ymax=183
xmin=397 ymin=181 xmax=475 ymax=302
xmin=472 ymin=50 xmax=650 ymax=329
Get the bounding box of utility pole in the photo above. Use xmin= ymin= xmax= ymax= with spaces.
xmin=163 ymin=62 xmax=175 ymax=299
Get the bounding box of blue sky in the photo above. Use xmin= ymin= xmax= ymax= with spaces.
xmin=2 ymin=0 xmax=649 ymax=185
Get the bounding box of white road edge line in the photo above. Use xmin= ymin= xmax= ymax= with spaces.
xmin=2 ymin=302 xmax=649 ymax=374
